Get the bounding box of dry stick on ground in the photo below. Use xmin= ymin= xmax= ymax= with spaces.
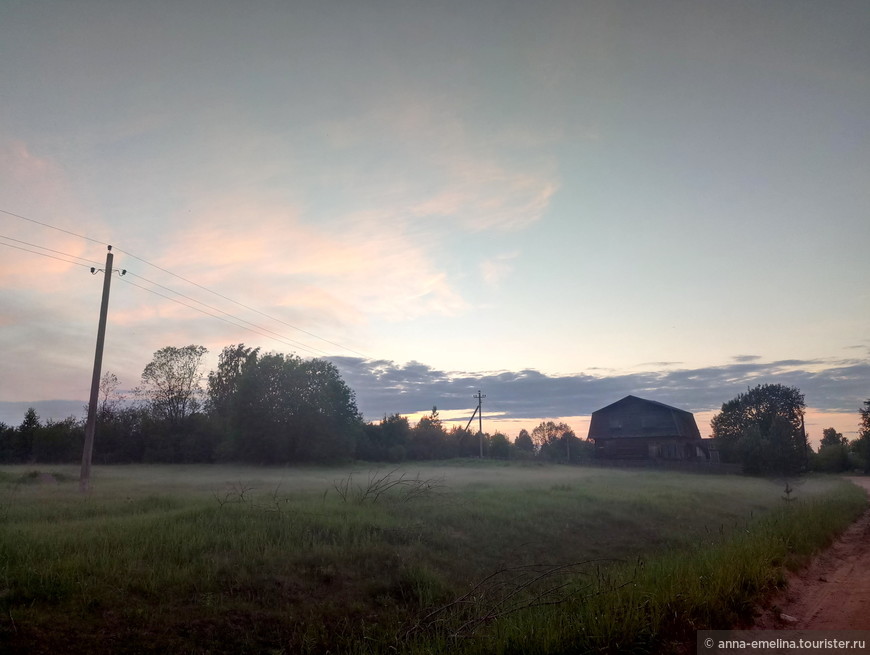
xmin=332 ymin=469 xmax=445 ymax=504
xmin=251 ymin=482 xmax=293 ymax=512
xmin=213 ymin=481 xmax=255 ymax=508
xmin=212 ymin=482 xmax=331 ymax=518
xmin=404 ymin=559 xmax=628 ymax=642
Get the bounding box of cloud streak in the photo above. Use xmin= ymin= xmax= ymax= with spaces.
xmin=330 ymin=356 xmax=870 ymax=425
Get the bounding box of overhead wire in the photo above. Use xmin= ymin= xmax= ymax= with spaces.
xmin=118 ymin=276 xmax=324 ymax=357
xmin=114 ymin=246 xmax=369 ymax=358
xmin=1 ymin=235 xmax=331 ymax=355
xmin=0 ymin=207 xmax=368 ymax=359
xmin=0 ymin=208 xmax=108 ymax=246
xmin=0 ymin=239 xmax=96 ymax=269
xmin=0 ymin=231 xmax=336 ymax=355
xmin=123 ymin=270 xmax=330 ymax=356
xmin=0 ymin=233 xmax=104 ymax=266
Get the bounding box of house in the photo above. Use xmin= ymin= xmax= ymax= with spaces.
xmin=587 ymin=395 xmax=709 ymax=460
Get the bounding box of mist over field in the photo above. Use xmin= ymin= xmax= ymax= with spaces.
xmin=0 ymin=461 xmax=864 ymax=653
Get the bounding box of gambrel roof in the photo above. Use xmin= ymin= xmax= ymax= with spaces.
xmin=587 ymin=395 xmax=702 ymax=441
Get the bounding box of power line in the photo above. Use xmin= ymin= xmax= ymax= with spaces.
xmin=123 ymin=270 xmax=330 ymax=356
xmin=0 ymin=208 xmax=107 ymax=246
xmin=3 ymin=239 xmax=338 ymax=358
xmin=0 ymin=207 xmax=369 ymax=360
xmin=0 ymin=233 xmax=103 ymax=266
xmin=118 ymin=276 xmax=324 ymax=357
xmin=115 ymin=246 xmax=369 ymax=358
xmin=0 ymin=240 xmax=95 ymax=268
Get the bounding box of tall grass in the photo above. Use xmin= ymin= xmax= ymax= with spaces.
xmin=0 ymin=465 xmax=864 ymax=654
xmin=451 ymin=481 xmax=866 ymax=654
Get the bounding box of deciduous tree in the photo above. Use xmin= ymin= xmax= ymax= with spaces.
xmin=207 ymin=344 xmax=260 ymax=422
xmin=212 ymin=346 xmax=362 ymax=463
xmin=530 ymin=421 xmax=575 ymax=449
xmin=711 ymin=384 xmax=807 ymax=474
xmin=139 ymin=345 xmax=208 ymax=427
xmin=514 ymin=429 xmax=534 ymax=453
xmin=856 ymin=399 xmax=870 ymax=473
xmin=98 ymin=371 xmax=124 ymax=417
xmin=408 ymin=407 xmax=447 ymax=460
xmin=820 ymin=427 xmax=846 ymax=448
xmin=490 ymin=432 xmax=510 ymax=459
xmin=16 ymin=407 xmax=40 ymax=462
xmin=530 ymin=421 xmax=584 ymax=462
xmin=359 ymin=413 xmax=410 ymax=461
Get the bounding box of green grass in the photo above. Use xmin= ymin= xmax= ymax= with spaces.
xmin=0 ymin=463 xmax=864 ymax=654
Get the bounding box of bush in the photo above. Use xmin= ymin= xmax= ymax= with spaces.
xmin=32 ymin=418 xmax=83 ymax=463
xmin=814 ymin=444 xmax=851 ymax=473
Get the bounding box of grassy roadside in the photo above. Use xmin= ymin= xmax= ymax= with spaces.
xmin=462 ymin=480 xmax=866 ymax=654
xmin=0 ymin=463 xmax=864 ymax=654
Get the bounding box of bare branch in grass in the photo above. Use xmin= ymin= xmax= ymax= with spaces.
xmin=213 ymin=482 xmax=255 ymax=508
xmin=404 ymin=559 xmax=628 ymax=642
xmin=331 ymin=469 xmax=446 ymax=505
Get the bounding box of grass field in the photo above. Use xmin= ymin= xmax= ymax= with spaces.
xmin=0 ymin=462 xmax=865 ymax=654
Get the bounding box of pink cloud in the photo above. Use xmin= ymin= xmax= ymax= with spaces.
xmin=127 ymin=197 xmax=468 ymax=341
xmin=0 ymin=140 xmax=106 ymax=292
xmin=480 ymin=252 xmax=519 ymax=287
xmin=408 ymin=162 xmax=558 ymax=232
xmin=317 ymin=96 xmax=560 ymax=233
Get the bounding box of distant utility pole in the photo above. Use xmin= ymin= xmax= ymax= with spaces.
xmin=463 ymin=389 xmax=486 ymax=458
xmin=475 ymin=390 xmax=485 ymax=458
xmin=80 ymin=246 xmax=124 ymax=493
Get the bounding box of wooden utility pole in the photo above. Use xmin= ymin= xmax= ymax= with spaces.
xmin=474 ymin=390 xmax=485 ymax=458
xmin=80 ymin=246 xmax=114 ymax=492
xmin=566 ymin=429 xmax=571 ymax=462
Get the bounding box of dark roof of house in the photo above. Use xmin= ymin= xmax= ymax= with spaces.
xmin=587 ymin=395 xmax=702 ymax=441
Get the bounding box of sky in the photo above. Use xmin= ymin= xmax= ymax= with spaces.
xmin=1 ymin=1 xmax=868 ymax=444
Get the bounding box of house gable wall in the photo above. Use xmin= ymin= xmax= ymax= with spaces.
xmin=588 ymin=395 xmax=702 ymax=441
xmin=588 ymin=395 xmax=706 ymax=461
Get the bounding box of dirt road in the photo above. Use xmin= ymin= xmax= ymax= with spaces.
xmin=752 ymin=477 xmax=870 ymax=630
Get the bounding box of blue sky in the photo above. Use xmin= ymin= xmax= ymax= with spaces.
xmin=1 ymin=1 xmax=868 ymax=441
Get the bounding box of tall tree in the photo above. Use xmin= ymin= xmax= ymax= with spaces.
xmin=207 ymin=344 xmax=260 ymax=420
xmin=98 ymin=371 xmax=124 ymax=417
xmin=0 ymin=422 xmax=15 ymax=462
xmin=711 ymin=384 xmax=806 ymax=474
xmin=139 ymin=345 xmax=208 ymax=427
xmin=448 ymin=425 xmax=478 ymax=458
xmin=92 ymin=371 xmax=146 ymax=463
xmin=531 ymin=421 xmax=575 ymax=448
xmin=820 ymin=427 xmax=846 ymax=448
xmin=490 ymin=432 xmax=511 ymax=459
xmin=857 ymin=399 xmax=870 ymax=473
xmin=15 ymin=408 xmax=40 ymax=462
xmin=213 ymin=347 xmax=362 ymax=463
xmin=408 ymin=407 xmax=447 ymax=460
xmin=515 ymin=429 xmax=534 ymax=453
xmin=359 ymin=413 xmax=411 ymax=461
xmin=530 ymin=421 xmax=579 ymax=462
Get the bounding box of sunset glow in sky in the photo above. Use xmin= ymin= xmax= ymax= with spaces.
xmin=1 ymin=1 xmax=868 ymax=442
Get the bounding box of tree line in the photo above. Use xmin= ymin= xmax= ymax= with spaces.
xmin=1 ymin=347 xmax=868 ymax=474
xmin=0 ymin=344 xmax=366 ymax=465
xmin=0 ymin=344 xmax=591 ymax=465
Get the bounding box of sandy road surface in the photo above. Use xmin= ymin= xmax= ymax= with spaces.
xmin=752 ymin=477 xmax=870 ymax=630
